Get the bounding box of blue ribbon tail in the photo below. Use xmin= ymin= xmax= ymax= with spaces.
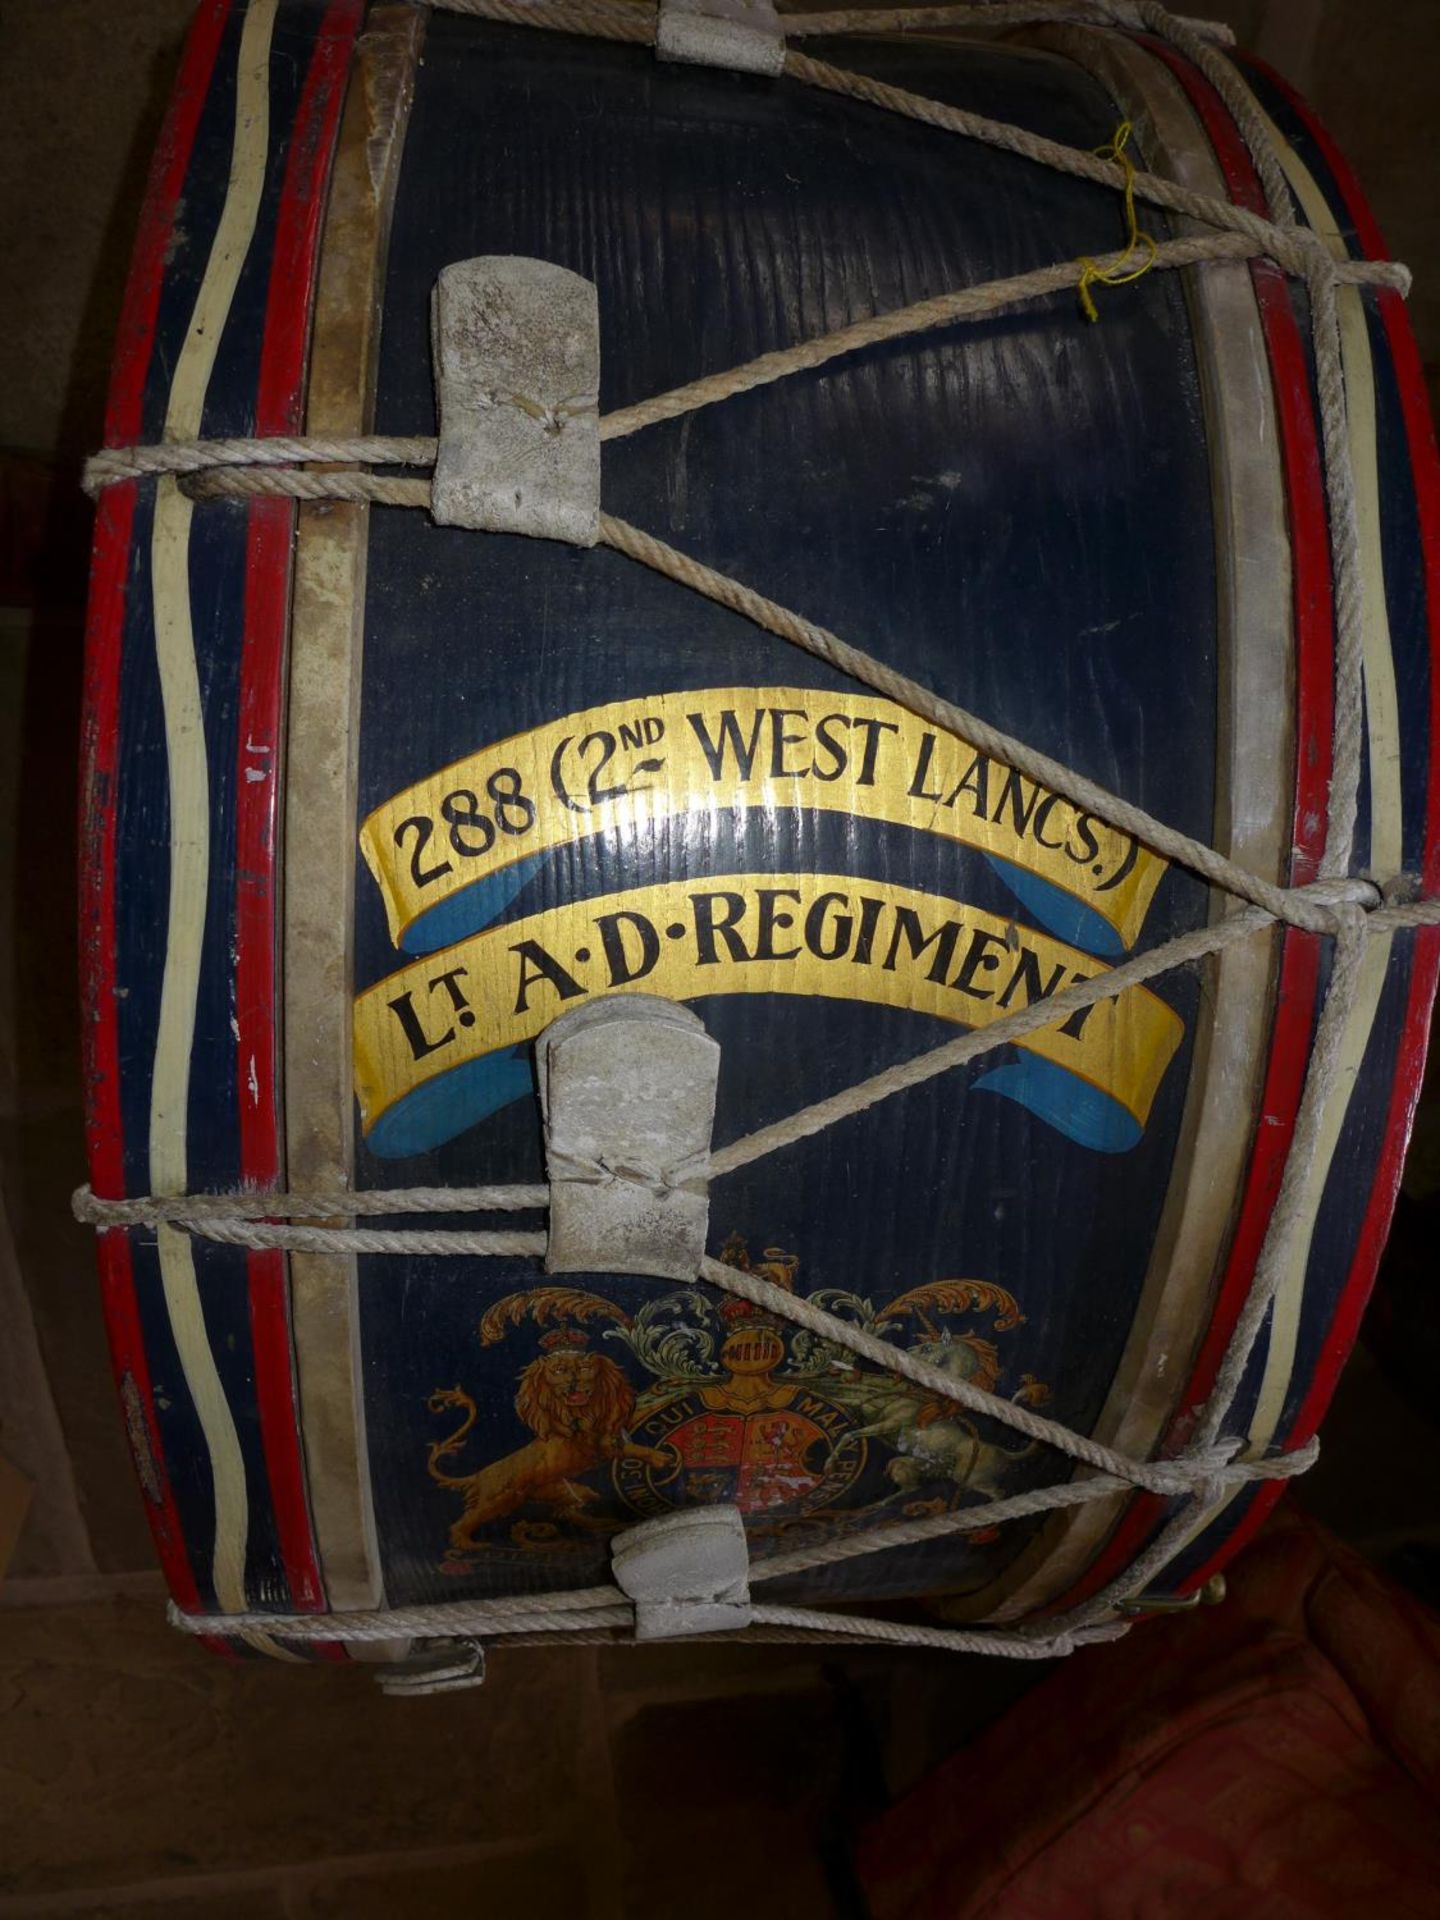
xmin=974 ymin=1056 xmax=1141 ymax=1153
xmin=985 ymin=856 xmax=1126 ymax=958
xmin=365 ymin=1047 xmax=537 ymax=1158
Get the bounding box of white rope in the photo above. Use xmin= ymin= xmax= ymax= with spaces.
xmin=167 ymin=1440 xmax=1310 ymax=1652
xmin=693 ymin=1252 xmax=1252 ymax=1491
xmin=599 ymin=519 xmax=1375 ymax=929
xmin=423 ymin=0 xmax=1236 ymax=48
xmin=72 ymin=1183 xmax=549 ymax=1225
xmin=83 ymin=248 xmax=1404 ymax=498
xmin=168 ymin=1221 xmax=550 ymax=1258
xmin=165 ymin=1589 xmax=1127 ymax=1657
xmin=751 ymin=1436 xmax=1319 ymax=1582
xmin=69 ymin=1178 xmax=1317 ymax=1491
xmin=81 ymin=0 xmax=1440 ymax=1671
xmin=783 ymin=4 xmax=1236 ymax=42
xmin=82 ymin=435 xmax=437 ymax=497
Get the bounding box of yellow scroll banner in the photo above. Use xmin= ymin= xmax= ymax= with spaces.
xmin=359 ymin=687 xmax=1165 ymax=956
xmin=353 ymin=871 xmax=1184 ymax=1150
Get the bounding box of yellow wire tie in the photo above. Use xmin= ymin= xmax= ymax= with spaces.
xmin=1077 ymin=120 xmax=1160 ymax=323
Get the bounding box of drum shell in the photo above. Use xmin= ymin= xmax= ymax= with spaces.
xmin=80 ymin=0 xmax=1440 ymax=1650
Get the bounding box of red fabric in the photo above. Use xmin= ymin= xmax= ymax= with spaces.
xmin=857 ymin=1508 xmax=1440 ymax=1918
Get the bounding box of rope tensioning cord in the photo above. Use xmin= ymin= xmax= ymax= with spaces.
xmin=77 ymin=0 xmax=1440 ymax=1658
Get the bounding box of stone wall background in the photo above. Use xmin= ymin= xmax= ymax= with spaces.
xmin=1 ymin=2 xmax=1436 ymax=1913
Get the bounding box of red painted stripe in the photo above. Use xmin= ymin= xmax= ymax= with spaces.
xmin=81 ymin=0 xmax=235 ymax=1620
xmin=104 ymin=0 xmax=234 ymax=447
xmin=1040 ymin=39 xmax=1338 ymax=1613
xmin=237 ymin=0 xmax=363 ymax=1641
xmin=1174 ymin=61 xmax=1440 ymax=1591
xmin=80 ymin=489 xmax=136 ymax=1194
xmin=252 ymin=0 xmax=365 ymax=433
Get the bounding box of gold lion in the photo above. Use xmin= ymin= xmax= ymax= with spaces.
xmin=427 ymin=1335 xmax=670 ymax=1555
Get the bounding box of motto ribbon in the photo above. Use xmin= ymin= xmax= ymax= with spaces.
xmin=353 ymin=871 xmax=1184 ymax=1158
xmin=360 ymin=686 xmax=1166 ymax=958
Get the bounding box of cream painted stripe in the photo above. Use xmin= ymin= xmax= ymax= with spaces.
xmin=1243 ymin=114 xmax=1401 ymax=1452
xmin=149 ymin=0 xmax=296 ymax=1651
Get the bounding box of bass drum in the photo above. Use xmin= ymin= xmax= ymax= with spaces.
xmin=81 ymin=0 xmax=1439 ymax=1660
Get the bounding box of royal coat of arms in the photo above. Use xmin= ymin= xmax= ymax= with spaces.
xmin=424 ymin=1235 xmax=1051 ymax=1570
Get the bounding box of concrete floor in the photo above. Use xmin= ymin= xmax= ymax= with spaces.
xmin=1 ymin=1 xmax=1438 ymax=1913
